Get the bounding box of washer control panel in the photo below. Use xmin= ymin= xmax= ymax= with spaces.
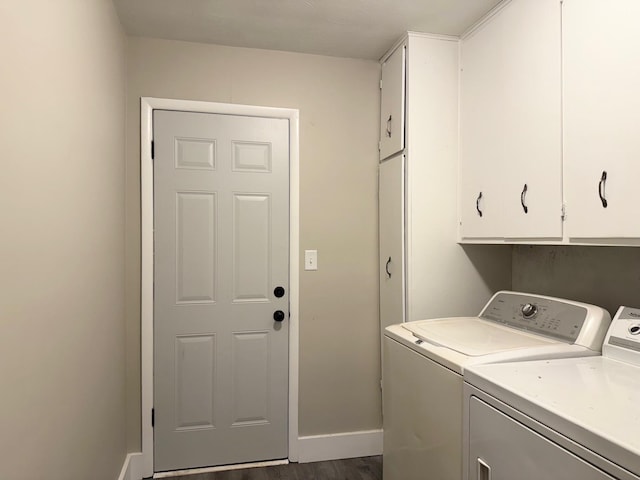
xmin=604 ymin=306 xmax=640 ymax=365
xmin=481 ymin=292 xmax=588 ymax=342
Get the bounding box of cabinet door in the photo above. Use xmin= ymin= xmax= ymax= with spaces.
xmin=563 ymin=0 xmax=640 ymax=238
xmin=460 ymin=0 xmax=562 ymax=240
xmin=380 ymin=44 xmax=406 ymax=161
xmin=468 ymin=397 xmax=616 ymax=480
xmin=500 ymin=0 xmax=562 ymax=239
xmin=459 ymin=11 xmax=506 ymax=239
xmin=379 ymin=154 xmax=405 ymax=333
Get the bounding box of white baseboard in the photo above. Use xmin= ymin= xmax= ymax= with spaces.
xmin=118 ymin=452 xmax=144 ymax=480
xmin=153 ymin=459 xmax=289 ymax=478
xmin=297 ymin=429 xmax=383 ymax=463
xmin=120 ymin=429 xmax=382 ymax=478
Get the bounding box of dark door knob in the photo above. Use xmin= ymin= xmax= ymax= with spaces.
xmin=273 ymin=310 xmax=286 ymax=322
xmin=274 ymin=286 xmax=285 ymax=298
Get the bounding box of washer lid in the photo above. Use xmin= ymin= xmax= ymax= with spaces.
xmin=403 ymin=317 xmax=560 ymax=356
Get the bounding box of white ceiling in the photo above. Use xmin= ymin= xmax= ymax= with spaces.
xmin=113 ymin=0 xmax=503 ymax=60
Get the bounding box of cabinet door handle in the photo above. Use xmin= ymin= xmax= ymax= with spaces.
xmin=476 ymin=191 xmax=483 ymax=217
xmin=386 ymin=115 xmax=392 ymax=138
xmin=477 ymin=458 xmax=491 ymax=480
xmin=385 ymin=257 xmax=392 ymax=278
xmin=520 ymin=183 xmax=528 ymax=214
xmin=598 ymin=171 xmax=608 ymax=208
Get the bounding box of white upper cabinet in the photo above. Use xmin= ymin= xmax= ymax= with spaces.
xmin=500 ymin=0 xmax=562 ymax=240
xmin=459 ymin=0 xmax=562 ymax=241
xmin=459 ymin=9 xmax=506 ymax=239
xmin=563 ymin=0 xmax=640 ymax=239
xmin=379 ymin=44 xmax=406 ymax=161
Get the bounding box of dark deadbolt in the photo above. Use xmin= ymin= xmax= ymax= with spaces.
xmin=273 ymin=310 xmax=286 ymax=322
xmin=274 ymin=286 xmax=285 ymax=298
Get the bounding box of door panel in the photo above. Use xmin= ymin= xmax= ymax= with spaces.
xmin=232 ymin=141 xmax=271 ymax=172
xmin=233 ymin=194 xmax=270 ymax=302
xmin=175 ymin=138 xmax=216 ymax=169
xmin=176 ymin=192 xmax=216 ymax=303
xmin=380 ymin=45 xmax=406 ymax=161
xmin=174 ymin=335 xmax=216 ymax=430
xmin=154 ymin=110 xmax=289 ymax=472
xmin=379 ymin=154 xmax=405 ymax=336
xmin=231 ymin=331 xmax=269 ymax=425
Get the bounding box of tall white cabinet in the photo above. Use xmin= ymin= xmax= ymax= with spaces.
xmin=378 ymin=33 xmax=511 ymax=333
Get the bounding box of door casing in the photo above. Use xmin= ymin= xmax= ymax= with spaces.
xmin=140 ymin=97 xmax=300 ymax=477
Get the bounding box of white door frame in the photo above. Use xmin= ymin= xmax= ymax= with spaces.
xmin=140 ymin=97 xmax=300 ymax=477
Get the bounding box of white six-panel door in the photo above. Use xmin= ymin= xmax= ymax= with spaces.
xmin=153 ymin=110 xmax=289 ymax=472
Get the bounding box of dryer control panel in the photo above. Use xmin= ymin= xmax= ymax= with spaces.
xmin=604 ymin=306 xmax=640 ymax=365
xmin=480 ymin=291 xmax=610 ymax=350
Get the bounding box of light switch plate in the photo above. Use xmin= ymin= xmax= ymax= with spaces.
xmin=304 ymin=250 xmax=318 ymax=271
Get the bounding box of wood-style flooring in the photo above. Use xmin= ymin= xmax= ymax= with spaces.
xmin=169 ymin=456 xmax=382 ymax=480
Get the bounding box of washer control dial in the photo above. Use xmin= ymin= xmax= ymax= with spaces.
xmin=630 ymin=325 xmax=640 ymax=336
xmin=522 ymin=303 xmax=538 ymax=319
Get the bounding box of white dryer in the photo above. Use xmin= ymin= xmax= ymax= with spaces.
xmin=463 ymin=306 xmax=640 ymax=480
xmin=383 ymin=291 xmax=611 ymax=480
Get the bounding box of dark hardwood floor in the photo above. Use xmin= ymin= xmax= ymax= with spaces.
xmin=170 ymin=456 xmax=382 ymax=480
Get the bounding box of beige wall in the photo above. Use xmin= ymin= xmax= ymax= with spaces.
xmin=125 ymin=38 xmax=381 ymax=449
xmin=513 ymin=245 xmax=640 ymax=316
xmin=0 ymin=1 xmax=127 ymax=479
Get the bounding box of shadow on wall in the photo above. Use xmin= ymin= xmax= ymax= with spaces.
xmin=512 ymin=245 xmax=640 ymax=315
xmin=461 ymin=244 xmax=514 ymax=295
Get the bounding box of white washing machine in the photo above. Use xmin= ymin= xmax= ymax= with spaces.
xmin=463 ymin=306 xmax=640 ymax=480
xmin=383 ymin=291 xmax=611 ymax=480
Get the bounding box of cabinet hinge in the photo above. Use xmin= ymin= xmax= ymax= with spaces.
xmin=378 ymin=141 xmax=382 ymax=151
xmin=151 ymin=140 xmax=155 ymax=160
xmin=151 ymin=408 xmax=155 ymax=428
xmin=561 ymin=203 xmax=566 ymax=221
xmin=380 ymin=79 xmax=383 ymax=90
